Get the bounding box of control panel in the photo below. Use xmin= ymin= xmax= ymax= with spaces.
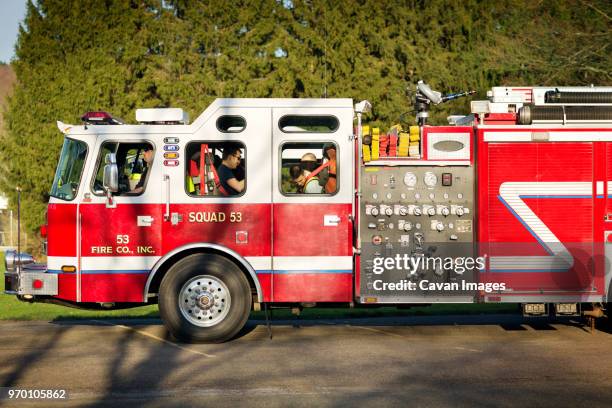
xmin=359 ymin=165 xmax=477 ymax=302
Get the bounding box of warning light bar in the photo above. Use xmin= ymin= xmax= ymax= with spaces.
xmin=81 ymin=111 xmax=124 ymax=125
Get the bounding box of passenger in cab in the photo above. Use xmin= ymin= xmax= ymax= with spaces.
xmin=218 ymin=144 xmax=244 ymax=195
xmin=296 ymin=153 xmax=323 ymax=194
xmin=322 ymin=144 xmax=337 ymax=193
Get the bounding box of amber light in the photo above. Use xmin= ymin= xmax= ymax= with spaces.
xmin=61 ymin=265 xmax=77 ymax=273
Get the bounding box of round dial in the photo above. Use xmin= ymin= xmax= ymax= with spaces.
xmin=403 ymin=172 xmax=417 ymax=187
xmin=371 ymin=207 xmax=380 ymax=216
xmin=424 ymin=171 xmax=438 ymax=187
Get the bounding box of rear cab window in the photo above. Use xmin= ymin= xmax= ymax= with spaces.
xmin=185 ymin=142 xmax=246 ymax=197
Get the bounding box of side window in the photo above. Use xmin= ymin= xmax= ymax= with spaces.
xmin=280 ymin=142 xmax=338 ymax=195
xmin=92 ymin=141 xmax=154 ymax=195
xmin=185 ymin=141 xmax=246 ymax=197
xmin=217 ymin=116 xmax=246 ymax=133
xmin=279 ymin=115 xmax=339 ymax=133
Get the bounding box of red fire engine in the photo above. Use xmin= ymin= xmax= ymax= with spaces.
xmin=5 ymin=81 xmax=612 ymax=342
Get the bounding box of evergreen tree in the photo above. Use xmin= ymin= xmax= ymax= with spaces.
xmin=0 ymin=0 xmax=609 ymax=250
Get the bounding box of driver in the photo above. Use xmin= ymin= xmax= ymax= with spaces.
xmin=131 ymin=146 xmax=154 ymax=194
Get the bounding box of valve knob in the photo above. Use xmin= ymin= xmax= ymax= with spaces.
xmin=427 ymin=207 xmax=436 ymax=216
xmin=441 ymin=207 xmax=450 ymax=216
xmin=404 ymin=222 xmax=412 ymax=231
xmin=399 ymin=207 xmax=408 ymax=216
xmin=456 ymin=207 xmax=465 ymax=217
xmin=385 ymin=207 xmax=393 ymax=216
xmin=436 ymin=222 xmax=445 ymax=231
xmin=371 ymin=207 xmax=380 ymax=216
xmin=414 ymin=207 xmax=422 ymax=216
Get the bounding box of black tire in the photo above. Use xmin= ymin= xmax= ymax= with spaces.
xmin=159 ymin=253 xmax=252 ymax=343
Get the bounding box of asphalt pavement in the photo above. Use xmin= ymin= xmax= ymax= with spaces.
xmin=1 ymin=314 xmax=612 ymax=407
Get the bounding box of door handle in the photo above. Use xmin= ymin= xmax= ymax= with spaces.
xmin=163 ymin=174 xmax=170 ymax=221
xmin=324 ymin=215 xmax=341 ymax=226
xmin=137 ymin=215 xmax=154 ymax=227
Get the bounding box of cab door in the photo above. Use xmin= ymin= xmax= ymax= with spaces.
xmin=271 ymin=106 xmax=354 ymax=302
xmin=78 ymin=139 xmax=163 ymax=303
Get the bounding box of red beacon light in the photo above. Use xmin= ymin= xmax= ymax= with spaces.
xmin=81 ymin=111 xmax=124 ymax=125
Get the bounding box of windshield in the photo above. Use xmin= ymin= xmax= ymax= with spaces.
xmin=50 ymin=138 xmax=88 ymax=201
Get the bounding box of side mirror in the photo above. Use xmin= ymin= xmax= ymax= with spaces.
xmin=103 ymin=153 xmax=119 ymax=192
xmin=103 ymin=153 xmax=118 ymax=208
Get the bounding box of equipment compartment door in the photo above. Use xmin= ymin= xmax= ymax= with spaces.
xmin=599 ymin=143 xmax=612 ymax=300
xmin=479 ymin=132 xmax=597 ymax=300
xmin=271 ymin=107 xmax=354 ymax=302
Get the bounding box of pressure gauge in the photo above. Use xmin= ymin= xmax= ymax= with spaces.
xmin=424 ymin=171 xmax=438 ymax=187
xmin=403 ymin=172 xmax=417 ymax=187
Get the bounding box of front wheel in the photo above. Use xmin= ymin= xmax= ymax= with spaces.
xmin=159 ymin=253 xmax=252 ymax=343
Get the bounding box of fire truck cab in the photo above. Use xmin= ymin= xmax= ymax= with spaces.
xmin=7 ymin=98 xmax=356 ymax=342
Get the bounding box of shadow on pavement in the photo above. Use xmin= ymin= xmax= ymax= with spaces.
xmin=47 ymin=313 xmax=600 ymax=336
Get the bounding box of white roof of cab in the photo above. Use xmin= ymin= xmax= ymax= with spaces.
xmin=58 ymin=98 xmax=354 ymax=135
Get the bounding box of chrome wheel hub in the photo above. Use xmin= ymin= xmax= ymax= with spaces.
xmin=179 ymin=275 xmax=231 ymax=327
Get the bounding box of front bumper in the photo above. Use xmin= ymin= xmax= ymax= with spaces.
xmin=4 ymin=263 xmax=58 ymax=296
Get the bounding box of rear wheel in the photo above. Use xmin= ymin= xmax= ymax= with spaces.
xmin=159 ymin=253 xmax=251 ymax=343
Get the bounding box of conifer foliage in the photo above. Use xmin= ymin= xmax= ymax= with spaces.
xmin=0 ymin=0 xmax=610 ymax=248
